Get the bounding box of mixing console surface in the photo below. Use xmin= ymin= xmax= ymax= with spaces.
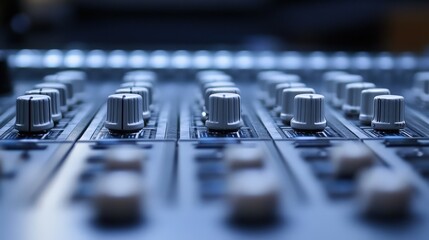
xmin=2 ymin=49 xmax=429 ymax=240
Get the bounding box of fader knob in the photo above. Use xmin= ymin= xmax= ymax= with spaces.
xmin=206 ymin=93 xmax=241 ymax=131
xmin=26 ymin=88 xmax=62 ymax=122
xmin=204 ymin=87 xmax=240 ymax=112
xmin=15 ymin=95 xmax=54 ymax=133
xmin=105 ymin=94 xmax=145 ymax=133
xmin=224 ymin=146 xmax=265 ymax=171
xmin=332 ymin=74 xmax=363 ymax=108
xmin=359 ymin=88 xmax=391 ymax=125
xmin=227 ymin=170 xmax=279 ymax=222
xmin=342 ymin=82 xmax=376 ymax=115
xmin=105 ymin=146 xmax=146 ymax=171
xmin=116 ymin=87 xmax=151 ymax=121
xmin=93 ymin=171 xmax=143 ymax=223
xmin=330 ymin=142 xmax=375 ymax=177
xmin=291 ymin=94 xmax=327 ymax=131
xmin=371 ymin=95 xmax=405 ymax=131
xmin=35 ymin=83 xmax=69 ymax=113
xmin=280 ymin=88 xmax=315 ymax=124
xmin=357 ymin=168 xmax=413 ymax=217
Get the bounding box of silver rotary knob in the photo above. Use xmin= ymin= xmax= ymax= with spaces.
xmin=274 ymin=82 xmax=306 ymax=114
xmin=105 ymin=94 xmax=145 ymax=133
xmin=197 ymin=72 xmax=231 ymax=86
xmin=359 ymin=88 xmax=391 ymax=125
xmin=44 ymin=74 xmax=76 ymax=105
xmin=35 ymin=82 xmax=69 ymax=113
xmin=206 ymin=93 xmax=241 ymax=131
xmin=280 ymin=88 xmax=315 ymax=124
xmin=26 ymin=88 xmax=62 ymax=122
xmin=413 ymin=72 xmax=429 ymax=102
xmin=123 ymin=70 xmax=157 ymax=85
xmin=371 ymin=95 xmax=405 ymax=131
xmin=323 ymin=71 xmax=348 ymax=103
xmin=201 ymin=81 xmax=235 ymax=96
xmin=120 ymin=81 xmax=153 ymax=105
xmin=204 ymin=87 xmax=240 ymax=112
xmin=116 ymin=87 xmax=151 ymax=121
xmin=342 ymin=82 xmax=376 ymax=115
xmin=57 ymin=70 xmax=86 ymax=102
xmin=291 ymin=94 xmax=327 ymax=131
xmin=331 ymin=74 xmax=363 ymax=108
xmin=15 ymin=95 xmax=54 ymax=133
xmin=265 ymin=74 xmax=300 ymax=108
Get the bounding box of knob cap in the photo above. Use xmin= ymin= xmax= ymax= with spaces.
xmin=124 ymin=70 xmax=157 ymax=85
xmin=116 ymin=87 xmax=151 ymax=121
xmin=280 ymin=88 xmax=315 ymax=124
xmin=120 ymin=81 xmax=153 ymax=105
xmin=323 ymin=71 xmax=348 ymax=102
xmin=105 ymin=94 xmax=145 ymax=133
xmin=330 ymin=142 xmax=375 ymax=177
xmin=371 ymin=95 xmax=405 ymax=130
xmin=197 ymin=72 xmax=231 ymax=86
xmin=265 ymin=74 xmax=300 ymax=108
xmin=224 ymin=146 xmax=265 ymax=171
xmin=93 ymin=171 xmax=143 ymax=223
xmin=201 ymin=81 xmax=235 ymax=96
xmin=357 ymin=168 xmax=413 ymax=217
xmin=204 ymin=87 xmax=240 ymax=112
xmin=44 ymin=74 xmax=76 ymax=105
xmin=15 ymin=95 xmax=54 ymax=133
xmin=26 ymin=88 xmax=62 ymax=122
xmin=331 ymin=74 xmax=363 ymax=108
xmin=291 ymin=94 xmax=326 ymax=131
xmin=36 ymin=83 xmax=70 ymax=113
xmin=274 ymin=82 xmax=306 ymax=114
xmin=105 ymin=146 xmax=146 ymax=171
xmin=227 ymin=171 xmax=279 ymax=222
xmin=359 ymin=88 xmax=391 ymax=125
xmin=342 ymin=82 xmax=376 ymax=115
xmin=57 ymin=70 xmax=86 ymax=102
xmin=206 ymin=93 xmax=241 ymax=131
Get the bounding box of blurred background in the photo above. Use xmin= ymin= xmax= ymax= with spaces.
xmin=1 ymin=0 xmax=429 ymax=51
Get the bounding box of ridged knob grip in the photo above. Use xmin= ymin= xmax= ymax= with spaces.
xmin=116 ymin=87 xmax=151 ymax=121
xmin=274 ymin=82 xmax=306 ymax=113
xmin=291 ymin=94 xmax=327 ymax=131
xmin=280 ymin=88 xmax=315 ymax=123
xmin=265 ymin=74 xmax=300 ymax=108
xmin=44 ymin=74 xmax=76 ymax=105
xmin=15 ymin=95 xmax=54 ymax=133
xmin=26 ymin=88 xmax=62 ymax=122
xmin=204 ymin=87 xmax=240 ymax=112
xmin=35 ymin=82 xmax=69 ymax=113
xmin=206 ymin=93 xmax=241 ymax=131
xmin=105 ymin=94 xmax=145 ymax=133
xmin=371 ymin=95 xmax=405 ymax=130
xmin=342 ymin=82 xmax=376 ymax=115
xmin=331 ymin=74 xmax=362 ymax=108
xmin=120 ymin=81 xmax=153 ymax=105
xmin=359 ymin=88 xmax=391 ymax=125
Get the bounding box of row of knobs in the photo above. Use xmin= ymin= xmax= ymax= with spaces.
xmin=258 ymin=71 xmax=327 ymax=131
xmin=104 ymin=71 xmax=155 ymax=133
xmin=323 ymin=71 xmax=406 ymax=130
xmin=197 ymin=71 xmax=242 ymax=131
xmin=15 ymin=71 xmax=86 ymax=133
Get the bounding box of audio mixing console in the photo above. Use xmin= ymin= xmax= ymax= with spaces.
xmin=2 ymin=49 xmax=429 ymax=240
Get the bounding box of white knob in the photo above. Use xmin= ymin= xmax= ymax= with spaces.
xmin=342 ymin=82 xmax=376 ymax=115
xmin=291 ymin=94 xmax=326 ymax=131
xmin=371 ymin=95 xmax=405 ymax=131
xmin=105 ymin=94 xmax=145 ymax=133
xmin=120 ymin=81 xmax=153 ymax=105
xmin=35 ymin=82 xmax=69 ymax=113
xmin=227 ymin=171 xmax=279 ymax=222
xmin=201 ymin=81 xmax=235 ymax=96
xmin=224 ymin=146 xmax=265 ymax=171
xmin=331 ymin=74 xmax=363 ymax=108
xmin=26 ymin=88 xmax=62 ymax=122
xmin=104 ymin=146 xmax=146 ymax=171
xmin=15 ymin=95 xmax=54 ymax=133
xmin=44 ymin=74 xmax=76 ymax=105
xmin=206 ymin=93 xmax=241 ymax=131
xmin=265 ymin=74 xmax=300 ymax=108
xmin=204 ymin=87 xmax=240 ymax=112
xmin=197 ymin=71 xmax=231 ymax=86
xmin=330 ymin=142 xmax=375 ymax=177
xmin=93 ymin=171 xmax=143 ymax=223
xmin=57 ymin=70 xmax=86 ymax=102
xmin=257 ymin=70 xmax=284 ymax=88
xmin=322 ymin=71 xmax=348 ymax=102
xmin=116 ymin=87 xmax=151 ymax=121
xmin=280 ymin=88 xmax=315 ymax=124
xmin=357 ymin=168 xmax=413 ymax=217
xmin=359 ymin=88 xmax=391 ymax=125
xmin=274 ymin=82 xmax=306 ymax=114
